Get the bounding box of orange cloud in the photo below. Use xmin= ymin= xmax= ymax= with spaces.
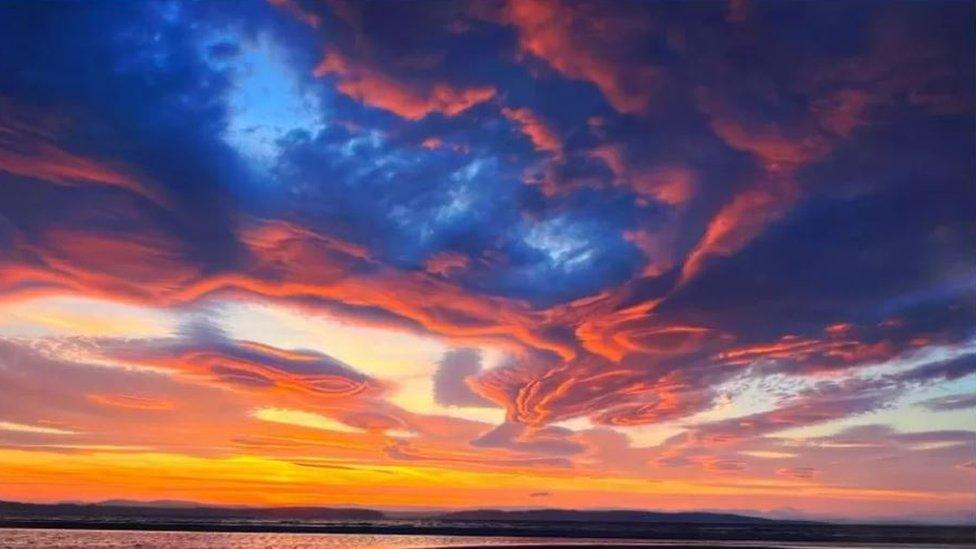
xmin=314 ymin=50 xmax=496 ymax=120
xmin=86 ymin=393 xmax=174 ymax=411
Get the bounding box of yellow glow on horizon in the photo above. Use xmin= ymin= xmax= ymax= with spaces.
xmin=0 ymin=448 xmax=967 ymax=510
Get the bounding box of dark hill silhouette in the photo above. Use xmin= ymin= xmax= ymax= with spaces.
xmin=0 ymin=501 xmax=785 ymax=524
xmin=1 ymin=500 xmax=973 ymax=545
xmin=437 ymin=508 xmax=785 ymax=524
xmin=0 ymin=500 xmax=383 ymax=520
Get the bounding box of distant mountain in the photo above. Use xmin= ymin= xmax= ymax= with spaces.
xmin=0 ymin=500 xmax=384 ymax=521
xmin=96 ymin=499 xmax=214 ymax=509
xmin=437 ymin=508 xmax=791 ymax=524
xmin=0 ymin=501 xmax=809 ymax=524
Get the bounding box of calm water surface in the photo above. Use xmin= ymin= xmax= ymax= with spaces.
xmin=0 ymin=529 xmax=965 ymax=549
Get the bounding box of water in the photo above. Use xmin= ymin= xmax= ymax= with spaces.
xmin=0 ymin=529 xmax=966 ymax=548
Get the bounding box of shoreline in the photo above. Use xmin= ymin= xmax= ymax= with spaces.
xmin=1 ymin=519 xmax=973 ymax=546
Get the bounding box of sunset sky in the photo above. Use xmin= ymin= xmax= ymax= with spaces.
xmin=0 ymin=0 xmax=974 ymax=523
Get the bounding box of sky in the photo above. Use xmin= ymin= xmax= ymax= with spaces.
xmin=0 ymin=0 xmax=973 ymax=523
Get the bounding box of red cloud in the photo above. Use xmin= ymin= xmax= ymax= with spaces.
xmin=715 ymin=333 xmax=895 ymax=373
xmin=630 ymin=167 xmax=697 ymax=207
xmin=420 ymin=137 xmax=443 ymax=150
xmin=590 ymin=144 xmax=697 ymax=206
xmin=0 ymin=143 xmax=149 ymax=196
xmin=501 ymin=107 xmax=563 ymax=157
xmin=314 ymin=50 xmax=496 ymax=120
xmin=0 ymin=123 xmax=161 ymax=203
xmin=2 ymin=207 xmax=966 ymax=446
xmin=679 ymin=178 xmax=799 ymax=286
xmin=267 ymin=0 xmax=322 ymax=28
xmin=0 ymin=194 xmax=965 ymax=450
xmin=226 ymin=222 xmax=576 ymax=361
xmin=492 ymin=0 xmax=659 ymax=114
xmin=471 ymin=349 xmax=725 ymax=427
xmin=0 ymin=103 xmax=161 ymax=204
xmin=424 ymin=251 xmax=470 ymax=277
xmin=594 ymin=387 xmax=715 ymax=427
xmin=674 ymin=74 xmax=878 ymax=288
xmin=1 ymin=217 xmax=580 ymax=363
xmin=622 ymin=229 xmax=677 ymax=278
xmin=0 ymin=226 xmax=199 ymax=304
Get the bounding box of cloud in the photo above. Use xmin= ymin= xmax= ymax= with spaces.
xmin=895 ymin=353 xmax=976 ymax=384
xmin=266 ymin=0 xmax=322 ymax=28
xmin=490 ymin=0 xmax=659 ymax=114
xmin=918 ymin=393 xmax=976 ymax=412
xmin=0 ymin=421 xmax=77 ymax=436
xmin=104 ymin=316 xmax=381 ymax=403
xmin=1 ymin=224 xmax=200 ymax=304
xmin=594 ymin=386 xmax=715 ymax=427
xmin=714 ymin=330 xmax=896 ymax=374
xmin=689 ymin=390 xmax=890 ymax=444
xmin=471 ymin=421 xmax=585 ymax=456
xmin=501 ymin=107 xmax=563 ymax=157
xmin=424 ymin=251 xmax=470 ymax=277
xmin=588 ymin=144 xmax=697 ymax=206
xmin=86 ymin=394 xmax=174 ymax=411
xmin=679 ymin=178 xmax=799 ymax=286
xmin=433 ymin=348 xmax=495 ymax=408
xmin=251 ymin=407 xmax=363 ymax=433
xmin=0 ymin=100 xmax=161 ymax=204
xmin=314 ymin=50 xmax=496 ymax=120
xmin=777 ymin=466 xmax=820 ymax=480
xmin=702 ymin=458 xmax=747 ymax=472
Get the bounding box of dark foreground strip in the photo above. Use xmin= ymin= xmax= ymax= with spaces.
xmin=0 ymin=519 xmax=973 ymax=545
